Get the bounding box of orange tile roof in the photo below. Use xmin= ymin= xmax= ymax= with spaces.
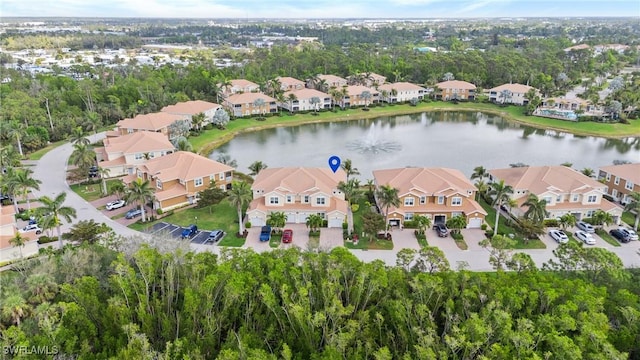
xmin=488 ymin=166 xmax=606 ymax=194
xmin=139 ymin=151 xmax=233 ymax=182
xmin=378 ymin=82 xmax=426 ymax=92
xmin=436 ymin=80 xmax=477 ymax=90
xmin=599 ymin=163 xmax=640 ymax=184
xmin=373 ymin=167 xmax=477 ymax=196
xmin=345 ymin=85 xmax=379 ymax=97
xmin=161 ymin=100 xmax=221 ymax=115
xmin=116 ymin=112 xmax=187 ymax=131
xmin=228 ymin=79 xmax=259 ymax=88
xmin=317 ymin=74 xmax=347 ymax=84
xmin=155 ymin=183 xmax=187 ymax=201
xmin=102 ymin=131 xmax=174 ymax=155
xmin=225 ymin=92 xmax=276 ymax=105
xmin=284 ymin=88 xmax=330 ymax=100
xmin=252 ymin=167 xmax=346 ymax=195
xmin=248 ymin=196 xmax=348 ymax=216
xmin=489 ymin=83 xmax=536 ymax=94
xmin=276 ymin=76 xmax=305 ymax=87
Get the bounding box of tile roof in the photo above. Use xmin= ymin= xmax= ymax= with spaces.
xmin=116 ymin=112 xmax=187 ymax=131
xmin=228 ymin=79 xmax=259 ymax=88
xmin=345 ymin=85 xmax=379 ymax=97
xmin=283 ymin=88 xmax=330 ymax=100
xmin=276 ymin=76 xmax=305 ymax=87
xmin=436 ymin=80 xmax=477 ymax=90
xmin=488 ymin=166 xmax=606 ymax=194
xmin=248 ymin=196 xmax=348 ymax=215
xmin=317 ymin=74 xmax=347 ymax=84
xmin=373 ymin=167 xmax=477 ymax=196
xmin=489 ymin=83 xmax=536 ymax=94
xmin=599 ymin=163 xmax=640 ymax=184
xmin=252 ymin=167 xmax=346 ymax=195
xmin=139 ymin=151 xmax=233 ymax=182
xmin=101 ymin=131 xmax=174 ymax=155
xmin=378 ymin=82 xmax=426 ymax=92
xmin=155 ymin=183 xmax=187 ymax=201
xmin=225 ymin=92 xmax=276 ymax=105
xmin=161 ymin=100 xmax=221 ymax=115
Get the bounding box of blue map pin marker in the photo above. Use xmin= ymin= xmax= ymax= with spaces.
xmin=328 ymin=156 xmax=341 ymax=173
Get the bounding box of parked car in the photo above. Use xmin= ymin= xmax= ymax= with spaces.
xmin=259 ymin=226 xmax=272 ymax=242
xmin=609 ymin=229 xmax=631 ymax=243
xmin=106 ymin=199 xmax=126 ymax=210
xmin=574 ymin=230 xmax=596 ymax=245
xmin=576 ymin=221 xmax=595 ymax=233
xmin=282 ymin=229 xmax=293 ymax=243
xmin=618 ymin=228 xmax=638 ymax=241
xmin=549 ymin=229 xmax=569 ymax=244
xmin=125 ymin=208 xmax=143 ymax=219
xmin=433 ymin=223 xmax=449 ymax=237
xmin=181 ymin=224 xmax=198 ymax=239
xmin=206 ymin=230 xmax=224 ymax=243
xmin=20 ymin=224 xmax=43 ymax=234
xmin=88 ymin=165 xmax=99 ymax=178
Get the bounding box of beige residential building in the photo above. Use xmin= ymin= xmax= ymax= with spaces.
xmin=338 ymin=85 xmax=380 ymax=108
xmin=220 ymin=79 xmax=260 ymax=96
xmin=95 ymin=131 xmax=175 ymax=177
xmin=161 ymin=100 xmax=221 ymax=125
xmin=223 ymin=93 xmax=278 ymax=117
xmin=280 ymin=88 xmax=331 ymax=112
xmin=276 ymin=76 xmax=306 ymax=91
xmin=488 ymin=83 xmax=537 ymax=105
xmin=378 ymin=82 xmax=427 ymax=103
xmin=0 ymin=206 xmax=38 ymax=262
xmin=434 ymin=80 xmax=477 ymax=101
xmin=313 ymin=74 xmax=348 ymax=90
xmin=488 ymin=165 xmax=622 ymax=224
xmin=246 ymin=167 xmax=348 ymax=228
xmin=373 ymin=168 xmax=487 ymax=228
xmin=110 ymin=112 xmax=187 ymax=139
xmin=349 ymin=72 xmax=386 ymax=87
xmin=598 ymin=163 xmax=640 ymax=205
xmin=126 ymin=151 xmax=234 ymax=212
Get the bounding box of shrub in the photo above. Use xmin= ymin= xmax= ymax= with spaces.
xmin=157 ymin=209 xmax=163 ymax=215
xmin=485 ymin=230 xmax=494 ymax=238
xmin=543 ymin=219 xmax=559 ymax=227
xmin=321 ymin=220 xmax=328 ymax=228
xmin=351 ymin=204 xmax=359 ymax=212
xmin=37 ymin=236 xmax=57 ymax=244
xmin=480 ymin=224 xmax=487 ymax=231
xmin=402 ymin=220 xmax=418 ymax=229
xmin=245 ymin=221 xmax=252 ymax=228
xmin=451 ymin=232 xmax=464 ymax=240
xmin=342 ymin=222 xmax=348 ymax=230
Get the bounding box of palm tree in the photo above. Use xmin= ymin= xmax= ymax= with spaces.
xmin=309 ymin=96 xmax=322 ymax=112
xmin=338 ymin=179 xmax=362 ymax=235
xmin=581 ymin=168 xmax=595 ymax=178
xmin=471 ymin=166 xmax=487 ymax=180
xmin=287 ymin=93 xmax=298 ymax=113
xmin=253 ymin=98 xmax=266 ymax=115
xmin=591 ymin=210 xmax=613 ymax=229
xmin=96 ymin=167 xmax=111 ymax=195
xmin=305 ymin=214 xmax=323 ymax=233
xmin=173 ymin=136 xmax=193 ymax=152
xmin=474 ymin=179 xmax=489 ymax=202
xmin=228 ymin=181 xmax=252 ymax=235
xmin=446 ymin=215 xmax=467 ymax=234
xmin=0 ymin=145 xmax=21 ymax=169
xmin=248 ymin=161 xmax=268 ymax=176
xmin=69 ymin=143 xmax=95 ymax=181
xmin=559 ymin=213 xmax=577 ymax=230
xmin=522 ymin=194 xmax=548 ymax=224
xmin=36 ymin=192 xmax=77 ymax=249
xmin=360 ymin=91 xmax=372 ymax=108
xmin=7 ymin=121 xmax=25 ymax=157
xmin=109 ymin=181 xmax=126 ymax=200
xmin=623 ymin=191 xmax=640 ymax=230
xmin=125 ymin=178 xmax=154 ymax=223
xmin=488 ymin=180 xmax=514 ymax=234
xmin=1 ymin=294 xmax=29 ymax=326
xmin=375 ymin=184 xmax=400 ymax=235
xmin=191 ymin=112 xmax=206 ymax=133
xmin=413 ymin=214 xmax=431 ymax=235
xmin=69 ymin=126 xmax=90 ymax=145
xmin=2 ymin=167 xmax=22 ymax=213
xmin=340 ymin=86 xmax=349 ymax=109
xmin=7 ymin=167 xmax=41 ymax=211
xmin=267 ymin=211 xmax=286 ymax=232
xmin=341 ymin=158 xmax=360 ymax=181
xmin=9 ymin=232 xmax=26 ymax=259
xmin=442 ymin=72 xmax=455 ymax=81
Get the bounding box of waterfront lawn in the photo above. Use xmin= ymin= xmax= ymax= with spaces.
xmin=479 ymin=197 xmax=546 ymax=249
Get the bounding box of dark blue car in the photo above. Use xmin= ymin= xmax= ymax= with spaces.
xmin=181 ymin=224 xmax=198 ymax=239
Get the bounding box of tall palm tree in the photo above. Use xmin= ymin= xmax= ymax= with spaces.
xmin=581 ymin=168 xmax=595 ymax=178
xmin=0 ymin=145 xmax=21 ymax=169
xmin=471 ymin=166 xmax=487 ymax=180
xmin=305 ymin=214 xmax=323 ymax=233
xmin=375 ymin=184 xmax=400 ymax=235
xmin=8 ymin=167 xmax=41 ymax=211
xmin=488 ymin=180 xmax=514 ymax=234
xmin=2 ymin=167 xmax=22 ymax=213
xmin=341 ymin=158 xmax=360 ymax=181
xmin=96 ymin=167 xmax=111 ymax=195
xmin=69 ymin=143 xmax=95 ymax=181
xmin=228 ymin=180 xmax=252 ymax=235
xmin=253 ymin=98 xmax=266 ymax=115
xmin=1 ymin=294 xmax=29 ymax=326
xmin=338 ymin=179 xmax=362 ymax=235
xmin=109 ymin=181 xmax=126 ymax=200
xmin=522 ymin=193 xmax=549 ymax=224
xmin=267 ymin=211 xmax=286 ymax=232
xmin=9 ymin=232 xmax=26 ymax=259
xmin=248 ymin=161 xmax=268 ymax=176
xmin=7 ymin=121 xmax=25 ymax=157
xmin=36 ymin=192 xmax=77 ymax=249
xmin=287 ymin=93 xmax=298 ymax=113
xmin=360 ymin=91 xmax=372 ymax=108
xmin=309 ymin=97 xmax=321 ymax=112
xmin=69 ymin=126 xmax=90 ymax=145
xmin=474 ymin=179 xmax=489 ymax=202
xmin=125 ymin=178 xmax=154 ymax=223
xmin=191 ymin=112 xmax=206 ymax=133
xmin=623 ymin=191 xmax=640 ymax=230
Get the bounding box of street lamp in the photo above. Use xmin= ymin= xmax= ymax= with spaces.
xmin=195 ymin=216 xmax=198 ymax=226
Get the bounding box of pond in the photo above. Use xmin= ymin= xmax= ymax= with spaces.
xmin=210 ymin=111 xmax=640 ymax=179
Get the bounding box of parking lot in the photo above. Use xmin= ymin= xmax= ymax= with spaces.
xmin=145 ymin=222 xmax=224 ymax=245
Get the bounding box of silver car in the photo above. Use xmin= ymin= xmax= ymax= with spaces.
xmin=549 ymin=229 xmax=569 ymax=244
xmin=576 ymin=221 xmax=595 ymax=233
xmin=619 ymin=228 xmax=638 ymax=241
xmin=574 ymin=230 xmax=596 ymax=245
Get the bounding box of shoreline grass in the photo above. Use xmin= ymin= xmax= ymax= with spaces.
xmin=191 ymin=101 xmax=640 ymax=155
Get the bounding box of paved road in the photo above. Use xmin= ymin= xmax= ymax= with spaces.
xmin=29 ymin=134 xmax=640 ymax=271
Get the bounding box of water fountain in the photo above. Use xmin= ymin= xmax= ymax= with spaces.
xmin=346 ymin=122 xmax=402 ymax=154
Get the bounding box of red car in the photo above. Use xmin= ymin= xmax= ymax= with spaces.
xmin=282 ymin=229 xmax=293 ymax=243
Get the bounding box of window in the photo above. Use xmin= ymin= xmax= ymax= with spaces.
xmin=404 ymin=213 xmax=414 ymax=221
xmin=614 ymin=176 xmax=620 ymax=185
xmin=194 ymin=177 xmax=203 ymax=187
xmin=148 ymin=152 xmax=155 ymax=159
xmin=156 ymin=179 xmax=162 ymax=189
xmin=134 ymin=153 xmax=143 ymax=160
xmin=437 ymin=196 xmax=445 ymax=204
xmin=606 ymin=173 xmax=611 ymax=181
xmin=420 ymin=196 xmax=426 ymax=204
xmin=210 ymin=175 xmax=215 ymax=182
xmin=219 ymin=172 xmax=224 ymax=180
xmin=543 ymin=196 xmax=552 ymax=204
xmin=127 ymin=128 xmax=134 ymax=134
xmin=304 ymin=195 xmax=309 ymax=203
xmin=286 ymin=195 xmax=293 ymax=203
xmin=404 ymin=197 xmax=415 ymax=206
xmin=626 ymin=181 xmax=634 ymax=191
xmin=587 ymin=210 xmax=595 ymax=217
xmin=612 ymin=189 xmax=618 ymax=198
xmin=451 ymin=197 xmax=462 ymax=206
xmin=556 ymin=195 xmax=562 ymax=202
xmin=318 ymin=212 xmax=326 ymax=219
xmin=269 ymin=197 xmax=279 ymax=204
xmin=587 ymin=195 xmax=597 ymax=203
xmin=316 ymin=197 xmax=326 ymax=205
xmin=572 ymin=194 xmax=579 ymax=202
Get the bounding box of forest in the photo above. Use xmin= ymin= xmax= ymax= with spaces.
xmin=0 ymin=241 xmax=639 ymax=359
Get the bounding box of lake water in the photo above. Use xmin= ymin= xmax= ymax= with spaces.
xmin=210 ymin=111 xmax=640 ymax=179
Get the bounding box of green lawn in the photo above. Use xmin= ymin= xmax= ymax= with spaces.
xmin=27 ymin=140 xmax=67 ymax=160
xmin=622 ymin=211 xmax=638 ymax=229
xmin=129 ymin=199 xmax=243 ymax=246
xmin=344 ymin=237 xmax=394 ymax=250
xmin=69 ymin=179 xmax=123 ymax=202
xmin=269 ymin=233 xmax=282 ymax=248
xmin=479 ymin=197 xmax=546 ymax=249
xmin=595 ymin=229 xmax=622 ymax=247
xmin=189 ymin=101 xmax=640 ymax=156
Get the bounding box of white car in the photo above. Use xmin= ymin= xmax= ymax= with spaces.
xmin=619 ymin=228 xmax=638 ymax=241
xmin=576 ymin=221 xmax=595 ymax=233
xmin=574 ymin=230 xmax=596 ymax=245
xmin=19 ymin=224 xmax=42 ymax=234
xmin=106 ymin=199 xmax=126 ymax=210
xmin=549 ymin=229 xmax=569 ymax=244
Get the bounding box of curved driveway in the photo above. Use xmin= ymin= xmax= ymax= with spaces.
xmin=30 ymin=133 xmax=640 ymax=271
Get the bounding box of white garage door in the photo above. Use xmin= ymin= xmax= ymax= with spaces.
xmin=298 ymin=213 xmax=309 ymax=224
xmin=249 ymin=215 xmax=265 ymax=227
xmin=285 ymin=212 xmax=296 ymax=223
xmin=468 ymin=218 xmax=483 ymax=229
xmin=328 ymin=217 xmax=343 ymax=228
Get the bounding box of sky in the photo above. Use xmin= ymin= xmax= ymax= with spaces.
xmin=1 ymin=0 xmax=638 ymax=19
